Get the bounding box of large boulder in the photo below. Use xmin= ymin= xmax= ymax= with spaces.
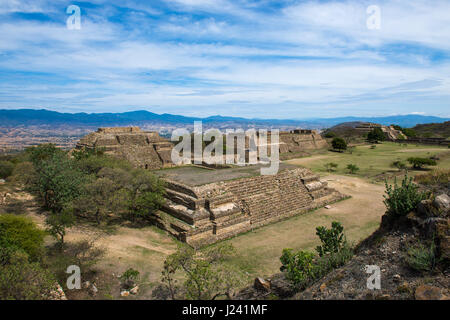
xmin=433 ymin=194 xmax=450 ymax=214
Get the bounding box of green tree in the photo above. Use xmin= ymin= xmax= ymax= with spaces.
xmin=367 ymin=127 xmax=385 ymax=142
xmin=407 ymin=157 xmax=437 ymax=169
xmin=161 ymin=244 xmax=244 ymax=300
xmin=331 ymin=137 xmax=347 ymax=152
xmin=45 ymin=210 xmax=75 ymax=248
xmin=124 ymin=170 xmax=166 ymax=221
xmin=73 ymin=177 xmax=127 ymax=224
xmin=32 ymin=152 xmax=87 ymax=213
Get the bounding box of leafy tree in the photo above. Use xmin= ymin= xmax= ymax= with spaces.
xmin=124 ymin=170 xmax=166 ymax=221
xmin=73 ymin=177 xmax=127 ymax=224
xmin=32 ymin=152 xmax=87 ymax=213
xmin=331 ymin=137 xmax=347 ymax=152
xmin=315 ymin=222 xmax=346 ymax=257
xmin=367 ymin=127 xmax=385 ymax=143
xmin=407 ymin=157 xmax=437 ymax=169
xmin=324 ymin=131 xmax=336 ymax=138
xmin=346 ymin=164 xmax=359 ymax=174
xmin=161 ymin=244 xmax=244 ymax=300
xmin=45 ymin=209 xmax=75 ymax=248
xmin=383 ymin=175 xmax=428 ymax=217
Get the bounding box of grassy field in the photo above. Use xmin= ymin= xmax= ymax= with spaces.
xmin=286 ymin=142 xmax=450 ymax=182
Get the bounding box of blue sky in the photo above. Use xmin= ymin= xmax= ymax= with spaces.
xmin=0 ymin=0 xmax=449 ymax=119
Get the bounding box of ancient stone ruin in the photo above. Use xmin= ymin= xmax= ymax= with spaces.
xmin=76 ymin=126 xmax=344 ymax=247
xmin=153 ymin=164 xmax=346 ymax=247
xmin=76 ymin=127 xmax=174 ymax=170
xmin=354 ymin=122 xmax=405 ymax=141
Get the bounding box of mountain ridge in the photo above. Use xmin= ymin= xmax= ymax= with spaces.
xmin=0 ymin=109 xmax=448 ymax=129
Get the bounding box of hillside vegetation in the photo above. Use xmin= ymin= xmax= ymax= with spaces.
xmin=412 ymin=121 xmax=450 ymax=138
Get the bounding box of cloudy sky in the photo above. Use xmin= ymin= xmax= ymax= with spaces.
xmin=1 ymin=0 xmax=449 ymax=119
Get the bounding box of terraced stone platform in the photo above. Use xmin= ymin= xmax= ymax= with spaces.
xmin=153 ymin=164 xmax=347 ymax=247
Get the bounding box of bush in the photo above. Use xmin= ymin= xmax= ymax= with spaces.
xmin=280 ymin=249 xmax=316 ymax=287
xmin=324 ymin=131 xmax=336 ymax=138
xmin=407 ymin=157 xmax=437 ymax=169
xmin=120 ymin=268 xmax=140 ymax=289
xmin=0 ymin=248 xmax=55 ymax=300
xmin=0 ymin=214 xmax=46 ymax=261
xmin=324 ymin=162 xmax=338 ymax=172
xmin=315 ymin=221 xmax=346 ymax=257
xmin=331 ymin=137 xmax=347 ymax=152
xmin=280 ymin=221 xmax=353 ymax=289
xmin=346 ymin=164 xmax=359 ymax=174
xmin=383 ymin=175 xmax=428 ymax=217
xmin=414 ymin=169 xmax=450 ymax=185
xmin=392 ymin=160 xmax=407 ymax=170
xmin=405 ymin=241 xmax=437 ymax=272
xmin=0 ymin=160 xmax=14 ymax=179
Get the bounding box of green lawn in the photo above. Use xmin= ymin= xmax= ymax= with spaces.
xmin=286 ymin=142 xmax=450 ymax=181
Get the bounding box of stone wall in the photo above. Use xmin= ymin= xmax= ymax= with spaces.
xmin=76 ymin=127 xmax=174 ymax=170
xmin=158 ymin=167 xmax=347 ymax=247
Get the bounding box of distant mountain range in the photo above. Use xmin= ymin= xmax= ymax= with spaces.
xmin=0 ymin=109 xmax=448 ymax=129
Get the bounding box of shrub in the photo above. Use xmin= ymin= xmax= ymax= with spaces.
xmin=0 ymin=160 xmax=14 ymax=179
xmin=392 ymin=160 xmax=407 ymax=170
xmin=414 ymin=169 xmax=450 ymax=185
xmin=331 ymin=137 xmax=347 ymax=152
xmin=0 ymin=248 xmax=55 ymax=300
xmin=280 ymin=222 xmax=353 ymax=289
xmin=407 ymin=157 xmax=437 ymax=169
xmin=405 ymin=241 xmax=437 ymax=272
xmin=315 ymin=221 xmax=346 ymax=257
xmin=383 ymin=175 xmax=428 ymax=217
xmin=120 ymin=268 xmax=140 ymax=289
xmin=324 ymin=162 xmax=338 ymax=172
xmin=346 ymin=164 xmax=360 ymax=174
xmin=0 ymin=214 xmax=46 ymax=261
xmin=280 ymin=249 xmax=316 ymax=287
xmin=324 ymin=131 xmax=336 ymax=138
